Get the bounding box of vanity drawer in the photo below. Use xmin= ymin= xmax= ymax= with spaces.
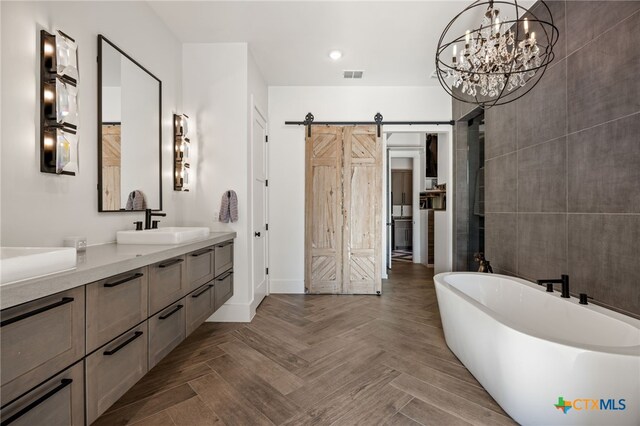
xmin=214 ymin=241 xmax=233 ymax=277
xmin=85 ymin=322 xmax=148 ymax=424
xmin=0 ymin=361 xmax=85 ymax=426
xmin=0 ymin=286 xmax=85 ymax=404
xmin=149 ymin=255 xmax=187 ymax=315
xmin=214 ymin=270 xmax=234 ymax=311
xmin=186 ymin=283 xmax=215 ymax=335
xmin=186 ymin=246 xmax=215 ymax=291
xmin=148 ymin=299 xmax=186 ymax=369
xmin=86 ymin=267 xmax=148 ymax=353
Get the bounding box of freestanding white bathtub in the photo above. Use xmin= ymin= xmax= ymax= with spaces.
xmin=434 ymin=272 xmax=640 ymax=426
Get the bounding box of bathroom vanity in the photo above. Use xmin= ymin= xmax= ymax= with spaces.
xmin=0 ymin=232 xmax=235 ymax=425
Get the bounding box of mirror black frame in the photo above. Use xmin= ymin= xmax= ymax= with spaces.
xmin=97 ymin=34 xmax=162 ymax=212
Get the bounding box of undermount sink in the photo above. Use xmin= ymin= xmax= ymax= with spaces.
xmin=117 ymin=227 xmax=210 ymax=245
xmin=0 ymin=247 xmax=77 ymax=285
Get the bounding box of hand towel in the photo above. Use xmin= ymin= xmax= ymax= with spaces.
xmin=218 ymin=190 xmax=238 ymax=223
xmin=125 ymin=190 xmax=147 ymax=210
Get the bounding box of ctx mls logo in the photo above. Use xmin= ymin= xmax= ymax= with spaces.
xmin=555 ymin=397 xmax=572 ymax=414
xmin=554 ymin=396 xmax=627 ymax=414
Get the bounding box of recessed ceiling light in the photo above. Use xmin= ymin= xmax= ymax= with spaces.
xmin=329 ymin=50 xmax=342 ymax=61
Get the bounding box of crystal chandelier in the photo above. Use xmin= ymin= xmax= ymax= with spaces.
xmin=436 ymin=0 xmax=558 ymax=108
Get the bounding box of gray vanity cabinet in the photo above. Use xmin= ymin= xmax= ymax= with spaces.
xmin=214 ymin=270 xmax=234 ymax=310
xmin=214 ymin=241 xmax=233 ymax=276
xmin=148 ymin=255 xmax=187 ymax=315
xmin=0 ymin=286 xmax=85 ymax=404
xmin=148 ymin=298 xmax=186 ymax=369
xmin=0 ymin=237 xmax=234 ymax=426
xmin=86 ymin=267 xmax=148 ymax=353
xmin=186 ymin=247 xmax=215 ymax=291
xmin=85 ymin=322 xmax=148 ymax=424
xmin=0 ymin=361 xmax=85 ymax=426
xmin=186 ymin=283 xmax=215 ymax=335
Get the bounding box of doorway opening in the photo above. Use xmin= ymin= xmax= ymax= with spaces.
xmin=382 ymin=126 xmax=453 ymax=277
xmin=390 ymin=164 xmax=413 ymax=264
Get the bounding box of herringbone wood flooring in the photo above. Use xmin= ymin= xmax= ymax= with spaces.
xmin=94 ymin=263 xmax=515 ymax=426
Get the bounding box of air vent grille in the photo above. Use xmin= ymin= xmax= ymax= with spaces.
xmin=343 ymin=70 xmax=364 ymax=79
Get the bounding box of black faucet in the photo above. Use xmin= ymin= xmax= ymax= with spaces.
xmin=537 ymin=274 xmax=570 ymax=298
xmin=145 ymin=209 xmax=166 ymax=230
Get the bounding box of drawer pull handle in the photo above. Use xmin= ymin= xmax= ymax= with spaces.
xmin=158 ymin=258 xmax=184 ymax=268
xmin=104 ymin=273 xmax=144 ymax=288
xmin=159 ymin=304 xmax=184 ymax=320
xmin=192 ymin=285 xmax=214 ymax=298
xmin=0 ymin=297 xmax=74 ymax=328
xmin=216 ymin=242 xmax=232 ymax=248
xmin=0 ymin=379 xmax=73 ymax=426
xmin=103 ymin=331 xmax=143 ymax=356
xmin=217 ymin=271 xmax=233 ymax=281
xmin=191 ymin=248 xmax=214 ymax=257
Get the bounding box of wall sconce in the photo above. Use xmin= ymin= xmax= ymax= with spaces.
xmin=40 ymin=30 xmax=79 ymax=175
xmin=174 ymin=114 xmax=190 ymax=191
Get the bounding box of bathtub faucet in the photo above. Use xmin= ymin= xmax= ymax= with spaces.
xmin=537 ymin=274 xmax=570 ymax=298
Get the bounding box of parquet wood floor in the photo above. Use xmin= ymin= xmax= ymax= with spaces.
xmin=94 ymin=263 xmax=514 ymax=426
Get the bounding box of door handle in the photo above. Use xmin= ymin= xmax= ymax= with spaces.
xmin=103 ymin=331 xmax=143 ymax=356
xmin=254 ymin=232 xmax=261 ymax=237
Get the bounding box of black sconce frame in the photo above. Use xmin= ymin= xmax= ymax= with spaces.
xmin=40 ymin=29 xmax=78 ymax=175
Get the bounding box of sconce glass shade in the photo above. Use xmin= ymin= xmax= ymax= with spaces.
xmin=56 ymin=129 xmax=78 ymax=174
xmin=55 ymin=78 xmax=79 ymax=126
xmin=174 ymin=114 xmax=191 ymax=191
xmin=175 ymin=114 xmax=189 ymax=137
xmin=55 ymin=31 xmax=78 ymax=81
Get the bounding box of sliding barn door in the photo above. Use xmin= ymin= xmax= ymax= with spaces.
xmin=342 ymin=126 xmax=382 ymax=294
xmin=305 ymin=126 xmax=344 ymax=293
xmin=305 ymin=125 xmax=382 ymax=294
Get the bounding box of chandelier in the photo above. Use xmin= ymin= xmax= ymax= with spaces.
xmin=436 ymin=0 xmax=558 ymax=108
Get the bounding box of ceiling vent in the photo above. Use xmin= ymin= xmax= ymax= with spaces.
xmin=343 ymin=70 xmax=364 ymax=79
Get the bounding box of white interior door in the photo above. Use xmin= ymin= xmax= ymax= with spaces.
xmin=252 ymin=105 xmax=268 ymax=307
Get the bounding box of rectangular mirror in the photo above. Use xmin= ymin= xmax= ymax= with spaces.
xmin=98 ymin=35 xmax=162 ymax=212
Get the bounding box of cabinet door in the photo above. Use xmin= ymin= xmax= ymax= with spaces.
xmin=214 ymin=271 xmax=234 ymax=311
xmin=0 ymin=361 xmax=84 ymax=426
xmin=86 ymin=268 xmax=148 ymax=353
xmin=85 ymin=322 xmax=148 ymax=424
xmin=391 ymin=171 xmax=404 ymax=205
xmin=214 ymin=242 xmax=233 ymax=277
xmin=186 ymin=283 xmax=215 ymax=336
xmin=403 ymin=171 xmax=413 ymax=204
xmin=1 ymin=286 xmax=85 ymax=404
xmin=148 ymin=299 xmax=186 ymax=369
xmin=186 ymin=247 xmax=215 ymax=292
xmin=149 ymin=256 xmax=187 ymax=315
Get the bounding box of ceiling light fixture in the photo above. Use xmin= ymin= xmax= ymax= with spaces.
xmin=435 ymin=0 xmax=558 ymax=108
xmin=329 ymin=50 xmax=342 ymax=61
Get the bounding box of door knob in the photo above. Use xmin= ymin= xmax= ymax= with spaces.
xmin=254 ymin=232 xmax=261 ymax=237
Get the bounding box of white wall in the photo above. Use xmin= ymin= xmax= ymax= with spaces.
xmin=268 ymin=86 xmax=451 ymax=293
xmin=0 ymin=1 xmax=183 ymax=246
xmin=182 ymin=43 xmax=268 ymax=322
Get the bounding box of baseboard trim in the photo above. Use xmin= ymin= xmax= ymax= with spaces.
xmin=270 ymin=279 xmax=305 ymax=294
xmin=206 ymin=301 xmax=254 ymax=323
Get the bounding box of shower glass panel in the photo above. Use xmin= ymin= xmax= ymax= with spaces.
xmin=467 ymin=114 xmax=485 ymax=271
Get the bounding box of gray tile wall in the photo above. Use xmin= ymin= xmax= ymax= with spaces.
xmin=474 ymin=1 xmax=640 ymax=317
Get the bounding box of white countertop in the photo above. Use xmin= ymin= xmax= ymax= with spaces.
xmin=0 ymin=232 xmax=236 ymax=310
